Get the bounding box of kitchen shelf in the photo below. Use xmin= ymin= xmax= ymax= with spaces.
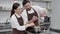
xmin=30 ymin=0 xmax=51 ymax=3
xmin=0 ymin=9 xmax=11 ymax=12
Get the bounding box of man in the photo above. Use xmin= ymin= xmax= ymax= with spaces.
xmin=21 ymin=0 xmax=48 ymax=33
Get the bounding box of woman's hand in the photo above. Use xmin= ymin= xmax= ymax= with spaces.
xmin=25 ymin=22 xmax=35 ymax=28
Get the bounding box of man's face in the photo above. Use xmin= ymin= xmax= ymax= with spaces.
xmin=24 ymin=2 xmax=31 ymax=10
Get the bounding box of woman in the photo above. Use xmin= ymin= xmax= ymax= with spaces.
xmin=10 ymin=3 xmax=35 ymax=34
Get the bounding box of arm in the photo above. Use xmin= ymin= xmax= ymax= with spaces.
xmin=10 ymin=17 xmax=26 ymax=31
xmin=35 ymin=6 xmax=48 ymax=14
xmin=10 ymin=16 xmax=35 ymax=31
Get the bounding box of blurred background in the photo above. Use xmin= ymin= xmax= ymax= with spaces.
xmin=0 ymin=0 xmax=60 ymax=34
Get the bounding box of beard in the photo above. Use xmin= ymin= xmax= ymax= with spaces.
xmin=26 ymin=7 xmax=31 ymax=11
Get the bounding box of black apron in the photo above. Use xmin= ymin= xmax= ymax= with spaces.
xmin=26 ymin=8 xmax=39 ymax=33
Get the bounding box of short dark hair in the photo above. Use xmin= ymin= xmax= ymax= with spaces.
xmin=22 ymin=0 xmax=30 ymax=6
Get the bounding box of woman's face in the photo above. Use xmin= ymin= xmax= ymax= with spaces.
xmin=15 ymin=6 xmax=22 ymax=14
